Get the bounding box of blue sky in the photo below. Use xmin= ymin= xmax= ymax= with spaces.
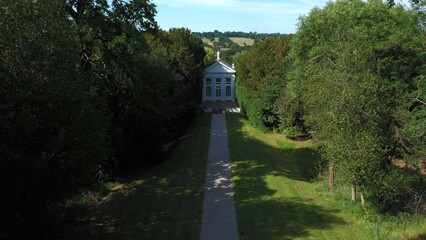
xmin=152 ymin=0 xmax=411 ymax=34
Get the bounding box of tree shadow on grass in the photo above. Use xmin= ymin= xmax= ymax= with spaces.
xmin=57 ymin=114 xmax=212 ymax=240
xmin=227 ymin=114 xmax=347 ymax=239
xmin=238 ymin=197 xmax=346 ymax=240
xmin=78 ymin=170 xmax=205 ymax=240
xmin=409 ymin=233 xmax=426 ymax=240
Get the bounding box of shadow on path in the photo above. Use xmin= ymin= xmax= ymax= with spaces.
xmin=200 ymin=113 xmax=239 ymax=240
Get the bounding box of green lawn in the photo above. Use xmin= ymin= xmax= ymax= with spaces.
xmin=71 ymin=113 xmax=211 ymax=240
xmin=227 ymin=113 xmax=375 ymax=240
xmin=64 ymin=112 xmax=424 ymax=240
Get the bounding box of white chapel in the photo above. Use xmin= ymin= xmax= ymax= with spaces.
xmin=202 ymin=51 xmax=236 ymax=103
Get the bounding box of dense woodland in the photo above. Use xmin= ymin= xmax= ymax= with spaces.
xmin=236 ymin=0 xmax=425 ymax=213
xmin=0 ymin=0 xmax=425 ymax=238
xmin=0 ymin=0 xmax=205 ymax=236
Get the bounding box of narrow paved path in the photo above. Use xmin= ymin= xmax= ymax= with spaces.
xmin=200 ymin=114 xmax=239 ymax=240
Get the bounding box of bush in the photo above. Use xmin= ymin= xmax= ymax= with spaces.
xmin=370 ymin=168 xmax=426 ymax=213
xmin=283 ymin=126 xmax=308 ymax=140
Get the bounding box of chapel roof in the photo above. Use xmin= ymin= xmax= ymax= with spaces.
xmin=204 ymin=60 xmax=236 ymax=74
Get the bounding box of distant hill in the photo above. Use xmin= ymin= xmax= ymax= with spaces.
xmin=195 ymin=30 xmax=291 ymax=64
xmin=194 ymin=30 xmax=290 ymax=51
xmin=201 ymin=37 xmax=254 ymax=47
xmin=194 ymin=30 xmax=288 ymax=42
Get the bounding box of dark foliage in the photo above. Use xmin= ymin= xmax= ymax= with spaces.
xmin=235 ymin=36 xmax=292 ymax=130
xmin=0 ymin=0 xmax=205 ymax=237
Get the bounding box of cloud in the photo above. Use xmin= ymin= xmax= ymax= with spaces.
xmin=154 ymin=0 xmax=328 ymax=15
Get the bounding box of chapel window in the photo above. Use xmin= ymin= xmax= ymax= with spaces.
xmin=206 ymin=86 xmax=211 ymax=97
xmin=226 ymin=86 xmax=231 ymax=96
xmin=216 ymin=86 xmax=221 ymax=97
xmin=216 ymin=78 xmax=221 ymax=83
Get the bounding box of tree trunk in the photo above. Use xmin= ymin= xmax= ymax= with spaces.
xmin=351 ymin=184 xmax=356 ymax=202
xmin=328 ymin=162 xmax=334 ymax=190
xmin=360 ymin=190 xmax=366 ymax=208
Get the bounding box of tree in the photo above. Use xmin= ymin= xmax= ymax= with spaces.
xmin=0 ymin=0 xmax=109 ymax=233
xmin=290 ymin=0 xmax=425 ymax=210
xmin=204 ymin=47 xmax=216 ymax=66
xmin=274 ymin=55 xmax=308 ymax=139
xmin=145 ymin=28 xmax=205 ymax=140
xmin=236 ymin=36 xmax=292 ymax=129
xmin=0 ymin=1 xmax=207 ymax=237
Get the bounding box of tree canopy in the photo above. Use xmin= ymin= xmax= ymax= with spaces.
xmin=236 ymin=36 xmax=292 ymax=130
xmin=0 ymin=0 xmax=205 ymax=237
xmin=235 ymin=0 xmax=425 ymax=212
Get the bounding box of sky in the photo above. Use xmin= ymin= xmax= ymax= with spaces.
xmin=152 ymin=0 xmax=411 ymax=34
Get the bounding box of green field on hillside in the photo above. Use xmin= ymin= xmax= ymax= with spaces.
xmin=201 ymin=37 xmax=214 ymax=47
xmin=201 ymin=37 xmax=255 ymax=47
xmin=229 ymin=37 xmax=255 ymax=46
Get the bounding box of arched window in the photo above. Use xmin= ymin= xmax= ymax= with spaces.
xmin=206 ymin=86 xmax=211 ymax=97
xmin=226 ymin=86 xmax=231 ymax=96
xmin=216 ymin=86 xmax=221 ymax=97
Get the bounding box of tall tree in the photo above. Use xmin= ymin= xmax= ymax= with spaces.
xmin=290 ymin=0 xmax=425 ymax=210
xmin=0 ymin=0 xmax=108 ymax=234
xmin=236 ymin=36 xmax=292 ymax=129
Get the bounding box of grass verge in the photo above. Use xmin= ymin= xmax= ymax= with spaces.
xmin=226 ymin=113 xmax=425 ymax=240
xmin=64 ymin=113 xmax=211 ymax=240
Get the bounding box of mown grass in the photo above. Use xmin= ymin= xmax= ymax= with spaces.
xmin=64 ymin=113 xmax=211 ymax=240
xmin=229 ymin=37 xmax=255 ymax=46
xmin=226 ymin=113 xmax=425 ymax=240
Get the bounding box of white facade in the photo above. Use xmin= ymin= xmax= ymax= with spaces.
xmin=202 ymin=55 xmax=236 ymax=102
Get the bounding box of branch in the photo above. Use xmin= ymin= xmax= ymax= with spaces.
xmin=415 ymin=97 xmax=426 ymax=106
xmin=393 ymin=125 xmax=413 ymax=154
xmin=65 ymin=4 xmax=78 ymax=21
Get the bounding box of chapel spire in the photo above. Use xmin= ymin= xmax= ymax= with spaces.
xmin=217 ymin=51 xmax=220 ymax=61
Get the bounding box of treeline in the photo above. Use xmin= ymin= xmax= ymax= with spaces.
xmin=194 ymin=30 xmax=286 ymax=42
xmin=236 ymin=0 xmax=425 ymax=213
xmin=0 ymin=0 xmax=204 ymax=235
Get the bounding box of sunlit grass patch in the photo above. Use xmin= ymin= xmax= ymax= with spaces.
xmin=276 ymin=139 xmax=296 ymax=151
xmin=227 ymin=113 xmax=426 ymax=240
xmin=226 ymin=113 xmax=372 ymax=240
